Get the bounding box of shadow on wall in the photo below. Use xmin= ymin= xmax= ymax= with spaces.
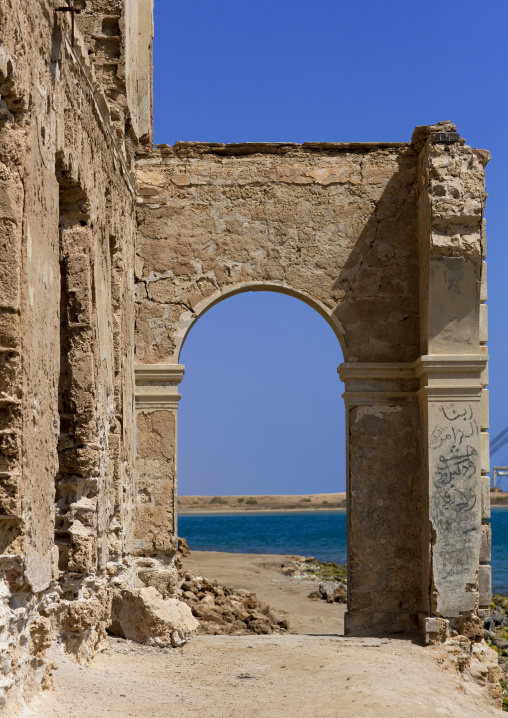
xmin=334 ymin=152 xmax=420 ymax=364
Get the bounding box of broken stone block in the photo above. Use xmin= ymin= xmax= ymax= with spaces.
xmin=138 ymin=564 xmax=179 ymax=597
xmin=111 ymin=586 xmax=199 ymax=647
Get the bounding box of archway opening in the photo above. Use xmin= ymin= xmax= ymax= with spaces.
xmin=177 ymin=290 xmax=347 ymax=635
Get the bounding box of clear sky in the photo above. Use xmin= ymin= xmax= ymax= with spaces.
xmin=153 ymin=0 xmax=508 ymax=495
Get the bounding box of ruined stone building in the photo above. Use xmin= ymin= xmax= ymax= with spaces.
xmin=0 ymin=0 xmax=492 ymax=713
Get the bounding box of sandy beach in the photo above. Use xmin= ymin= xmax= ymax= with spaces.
xmin=36 ymin=551 xmax=499 ymax=718
xmin=183 ymin=550 xmax=347 ymax=635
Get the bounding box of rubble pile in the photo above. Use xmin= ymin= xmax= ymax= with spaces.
xmin=175 ymin=573 xmax=289 ymax=635
xmin=483 ymin=594 xmax=508 ymax=710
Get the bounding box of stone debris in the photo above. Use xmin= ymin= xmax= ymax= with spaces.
xmin=174 ymin=572 xmax=290 ymax=636
xmin=308 ymin=580 xmax=347 ymax=604
xmin=178 ymin=537 xmax=191 ymax=557
xmin=110 ymin=587 xmax=199 ymax=648
xmin=432 ymin=634 xmax=503 ymax=710
xmin=275 ymin=556 xmax=348 ymax=603
xmin=482 ymin=594 xmax=508 ymax=710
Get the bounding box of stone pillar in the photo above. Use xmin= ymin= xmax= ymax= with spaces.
xmin=339 ymin=362 xmax=423 ymax=636
xmin=415 ymin=356 xmax=486 ymax=632
xmin=479 ymin=252 xmax=491 ymax=615
xmin=134 ymin=364 xmax=184 ymax=556
xmin=412 ymin=121 xmax=489 ymax=642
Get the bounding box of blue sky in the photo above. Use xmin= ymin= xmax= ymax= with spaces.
xmin=153 ymin=0 xmax=508 ymax=495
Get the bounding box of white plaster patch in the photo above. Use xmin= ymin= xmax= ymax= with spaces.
xmin=354 ymin=405 xmax=402 ymax=421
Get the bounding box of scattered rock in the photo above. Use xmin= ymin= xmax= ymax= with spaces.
xmin=281 ymin=566 xmax=296 ymax=576
xmin=491 ymin=609 xmax=505 ymax=626
xmin=482 ymin=593 xmax=508 ymax=709
xmin=308 ymin=580 xmax=347 ymax=603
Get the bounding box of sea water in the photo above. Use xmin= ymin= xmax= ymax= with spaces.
xmin=179 ymin=506 xmax=508 ymax=594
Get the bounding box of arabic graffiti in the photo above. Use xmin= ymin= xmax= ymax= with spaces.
xmin=430 ymin=403 xmax=479 ymax=575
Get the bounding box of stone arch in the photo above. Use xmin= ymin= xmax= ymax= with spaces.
xmin=175 ymin=281 xmax=347 ymax=362
xmin=133 ymin=131 xmax=490 ymax=640
xmin=176 ymin=287 xmax=345 ymax=505
xmin=134 ymin=141 xmax=421 ymax=368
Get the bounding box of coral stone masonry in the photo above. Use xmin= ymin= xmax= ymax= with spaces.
xmin=0 ymin=0 xmax=491 ymax=714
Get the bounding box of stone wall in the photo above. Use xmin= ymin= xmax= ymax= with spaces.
xmin=135 ymin=141 xmax=420 ymax=364
xmin=133 ymin=127 xmax=489 ymax=638
xmin=134 ymin=140 xmax=419 ymax=634
xmin=0 ymin=0 xmax=141 ymax=712
xmin=412 ymin=123 xmax=490 ymax=640
xmin=76 ymin=0 xmax=153 ymax=148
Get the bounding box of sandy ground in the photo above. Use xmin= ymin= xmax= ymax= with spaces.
xmin=183 ymin=550 xmax=346 ymax=634
xmin=31 ymin=551 xmax=500 ymax=718
xmin=178 ymin=492 xmax=347 ymax=513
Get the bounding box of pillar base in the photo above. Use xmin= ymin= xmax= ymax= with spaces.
xmin=419 ymin=615 xmax=450 ymax=645
xmin=344 ymin=610 xmax=419 ymax=637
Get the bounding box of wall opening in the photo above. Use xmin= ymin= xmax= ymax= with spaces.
xmin=178 ymin=292 xmax=346 ymax=539
xmin=175 ymin=290 xmax=347 ymax=634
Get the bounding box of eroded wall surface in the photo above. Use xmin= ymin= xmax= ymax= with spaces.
xmin=135 ymin=141 xmax=420 ymax=364
xmin=413 ymin=124 xmax=490 ymax=641
xmin=0 ymin=0 xmax=140 ymax=712
xmin=0 ymin=0 xmax=492 ymax=708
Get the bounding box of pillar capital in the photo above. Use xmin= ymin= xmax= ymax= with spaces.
xmin=414 ymin=354 xmax=487 ymax=402
xmin=338 ymin=361 xmax=418 ymax=407
xmin=135 ymin=363 xmax=185 ymax=411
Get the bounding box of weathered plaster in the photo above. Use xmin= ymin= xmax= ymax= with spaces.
xmin=0 ymin=0 xmax=140 ymax=711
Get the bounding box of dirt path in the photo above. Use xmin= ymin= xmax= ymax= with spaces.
xmin=28 ymin=552 xmax=500 ymax=717
xmin=33 ymin=634 xmax=498 ymax=718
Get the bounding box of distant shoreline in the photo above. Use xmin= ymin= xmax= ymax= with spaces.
xmin=178 ymin=491 xmax=347 ymax=514
xmin=179 ymin=505 xmax=508 ymax=515
xmin=178 ymin=490 xmax=508 ymax=514
xmin=179 ymin=507 xmax=347 ymax=515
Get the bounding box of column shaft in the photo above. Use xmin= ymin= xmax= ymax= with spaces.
xmin=134 ymin=364 xmax=184 ymax=556
xmin=339 ymin=362 xmax=422 ymax=636
xmin=416 ymin=355 xmax=487 ymax=623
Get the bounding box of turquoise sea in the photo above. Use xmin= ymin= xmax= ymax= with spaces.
xmin=179 ymin=507 xmax=508 ymax=594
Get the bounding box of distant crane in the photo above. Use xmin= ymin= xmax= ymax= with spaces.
xmin=490 ymin=426 xmax=508 ymax=490
xmin=492 ymin=467 xmax=508 ymax=490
